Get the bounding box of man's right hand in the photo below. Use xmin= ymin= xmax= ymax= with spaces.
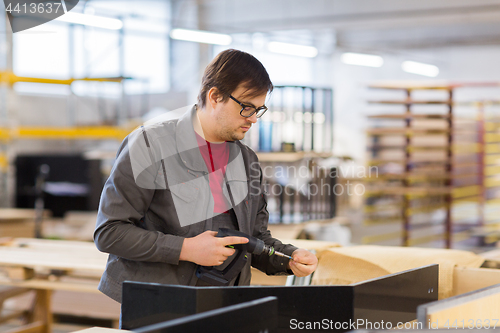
xmin=179 ymin=230 xmax=249 ymax=266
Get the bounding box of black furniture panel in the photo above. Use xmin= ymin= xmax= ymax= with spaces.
xmin=133 ymin=296 xmax=278 ymax=333
xmin=122 ymin=265 xmax=438 ymax=333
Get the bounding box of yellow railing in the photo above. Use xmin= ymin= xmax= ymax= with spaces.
xmin=0 ymin=71 xmax=128 ymax=86
xmin=0 ymin=126 xmax=131 ymax=141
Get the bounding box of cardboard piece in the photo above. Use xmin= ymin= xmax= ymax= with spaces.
xmin=312 ymin=245 xmax=484 ymax=299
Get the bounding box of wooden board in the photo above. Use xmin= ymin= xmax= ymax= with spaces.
xmin=0 ymin=221 xmax=35 ymax=238
xmin=418 ymin=284 xmax=500 ymax=329
xmin=365 ymin=186 xmax=452 ymax=196
xmin=367 ymin=128 xmax=450 ymax=135
xmin=267 ymin=224 xmax=306 ymax=240
xmin=0 ymin=277 xmax=102 ymax=294
xmin=368 ymin=113 xmax=451 ymax=119
xmin=0 ymin=238 xmax=107 ymax=275
xmin=452 ymin=267 xmax=500 ymax=296
xmin=479 ymin=248 xmax=500 ymax=260
xmin=256 ymin=152 xmax=332 ymax=162
xmin=0 ymin=209 xmax=49 ymax=222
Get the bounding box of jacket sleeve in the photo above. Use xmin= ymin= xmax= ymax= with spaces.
xmin=250 ymin=165 xmax=298 ymax=275
xmin=93 ymin=130 xmax=185 ymax=264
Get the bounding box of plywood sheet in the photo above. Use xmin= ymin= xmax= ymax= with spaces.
xmin=453 ymin=267 xmax=500 ymax=296
xmin=420 ymin=284 xmax=500 ymax=328
xmin=0 ymin=238 xmax=107 ymax=274
xmin=0 ymin=209 xmax=48 ymax=221
xmin=0 ymin=221 xmax=35 ymax=238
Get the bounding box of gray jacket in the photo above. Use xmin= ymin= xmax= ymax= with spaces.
xmin=94 ymin=105 xmax=297 ymax=303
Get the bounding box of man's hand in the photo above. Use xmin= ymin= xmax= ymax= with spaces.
xmin=288 ymin=249 xmax=318 ymax=277
xmin=179 ymin=231 xmax=249 ymax=266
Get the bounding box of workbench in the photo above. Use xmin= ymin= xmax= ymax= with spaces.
xmin=0 ymin=237 xmax=336 ymax=333
xmin=0 ymin=238 xmax=120 ymax=333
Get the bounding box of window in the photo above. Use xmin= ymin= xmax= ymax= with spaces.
xmin=14 ymin=22 xmax=70 ymax=79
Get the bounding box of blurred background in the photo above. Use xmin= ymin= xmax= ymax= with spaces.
xmin=3 ymin=0 xmax=500 ymax=247
xmin=2 ymin=0 xmax=500 ymax=331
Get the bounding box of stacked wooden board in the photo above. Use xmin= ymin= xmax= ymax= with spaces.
xmin=364 ymin=83 xmax=489 ymax=248
xmin=0 ymin=209 xmax=50 ymax=238
xmin=475 ymin=102 xmax=500 ymax=244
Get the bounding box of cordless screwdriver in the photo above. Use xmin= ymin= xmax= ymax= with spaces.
xmin=196 ymin=228 xmax=293 ymax=286
xmin=217 ymin=228 xmax=293 ymax=260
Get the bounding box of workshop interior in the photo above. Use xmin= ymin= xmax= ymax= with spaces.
xmin=2 ymin=1 xmax=500 ymax=333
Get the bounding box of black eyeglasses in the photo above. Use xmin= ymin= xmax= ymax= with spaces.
xmin=229 ymin=95 xmax=268 ymax=118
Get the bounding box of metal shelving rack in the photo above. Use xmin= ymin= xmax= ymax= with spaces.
xmin=363 ymin=83 xmax=484 ymax=248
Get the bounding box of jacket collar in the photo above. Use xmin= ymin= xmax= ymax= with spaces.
xmin=175 ymin=105 xmax=247 ymax=179
xmin=175 ymin=105 xmax=207 ymax=172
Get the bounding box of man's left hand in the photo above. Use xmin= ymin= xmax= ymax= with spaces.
xmin=288 ymin=248 xmax=318 ymax=277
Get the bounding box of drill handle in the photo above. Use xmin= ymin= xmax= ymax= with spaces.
xmin=217 ymin=228 xmax=264 ymax=254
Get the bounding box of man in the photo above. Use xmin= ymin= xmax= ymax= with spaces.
xmin=94 ymin=49 xmax=318 ymax=304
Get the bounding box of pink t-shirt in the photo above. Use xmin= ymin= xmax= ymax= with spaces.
xmin=195 ymin=132 xmax=230 ymax=213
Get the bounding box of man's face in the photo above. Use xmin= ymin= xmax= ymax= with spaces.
xmin=212 ymin=85 xmax=267 ymax=142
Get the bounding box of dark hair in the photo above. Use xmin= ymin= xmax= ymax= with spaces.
xmin=197 ymin=49 xmax=273 ymax=108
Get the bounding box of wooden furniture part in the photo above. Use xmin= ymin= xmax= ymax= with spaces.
xmin=0 ymin=209 xmax=50 ymax=238
xmin=0 ymin=287 xmax=31 ymax=325
xmin=418 ymin=283 xmax=500 ymax=329
xmin=453 ymin=266 xmax=500 ymax=296
xmin=0 ymin=238 xmax=120 ymax=333
xmin=122 ymin=266 xmax=438 ymax=332
xmin=478 ymin=248 xmax=500 ymax=268
xmin=364 ymin=83 xmax=484 ymax=248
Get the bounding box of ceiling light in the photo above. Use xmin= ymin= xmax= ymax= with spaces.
xmin=267 ymin=42 xmax=318 ymax=58
xmin=56 ymin=12 xmax=123 ymax=30
xmin=170 ymin=28 xmax=232 ymax=45
xmin=402 ymin=61 xmax=439 ymax=77
xmin=341 ymin=52 xmax=384 ymax=67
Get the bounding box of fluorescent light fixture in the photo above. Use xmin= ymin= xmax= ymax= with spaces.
xmin=271 ymin=111 xmax=286 ymax=123
xmin=56 ymin=12 xmax=123 ymax=30
xmin=267 ymin=42 xmax=318 ymax=58
xmin=402 ymin=61 xmax=439 ymax=77
xmin=341 ymin=52 xmax=384 ymax=67
xmin=170 ymin=28 xmax=232 ymax=45
xmin=313 ymin=113 xmax=325 ymax=124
